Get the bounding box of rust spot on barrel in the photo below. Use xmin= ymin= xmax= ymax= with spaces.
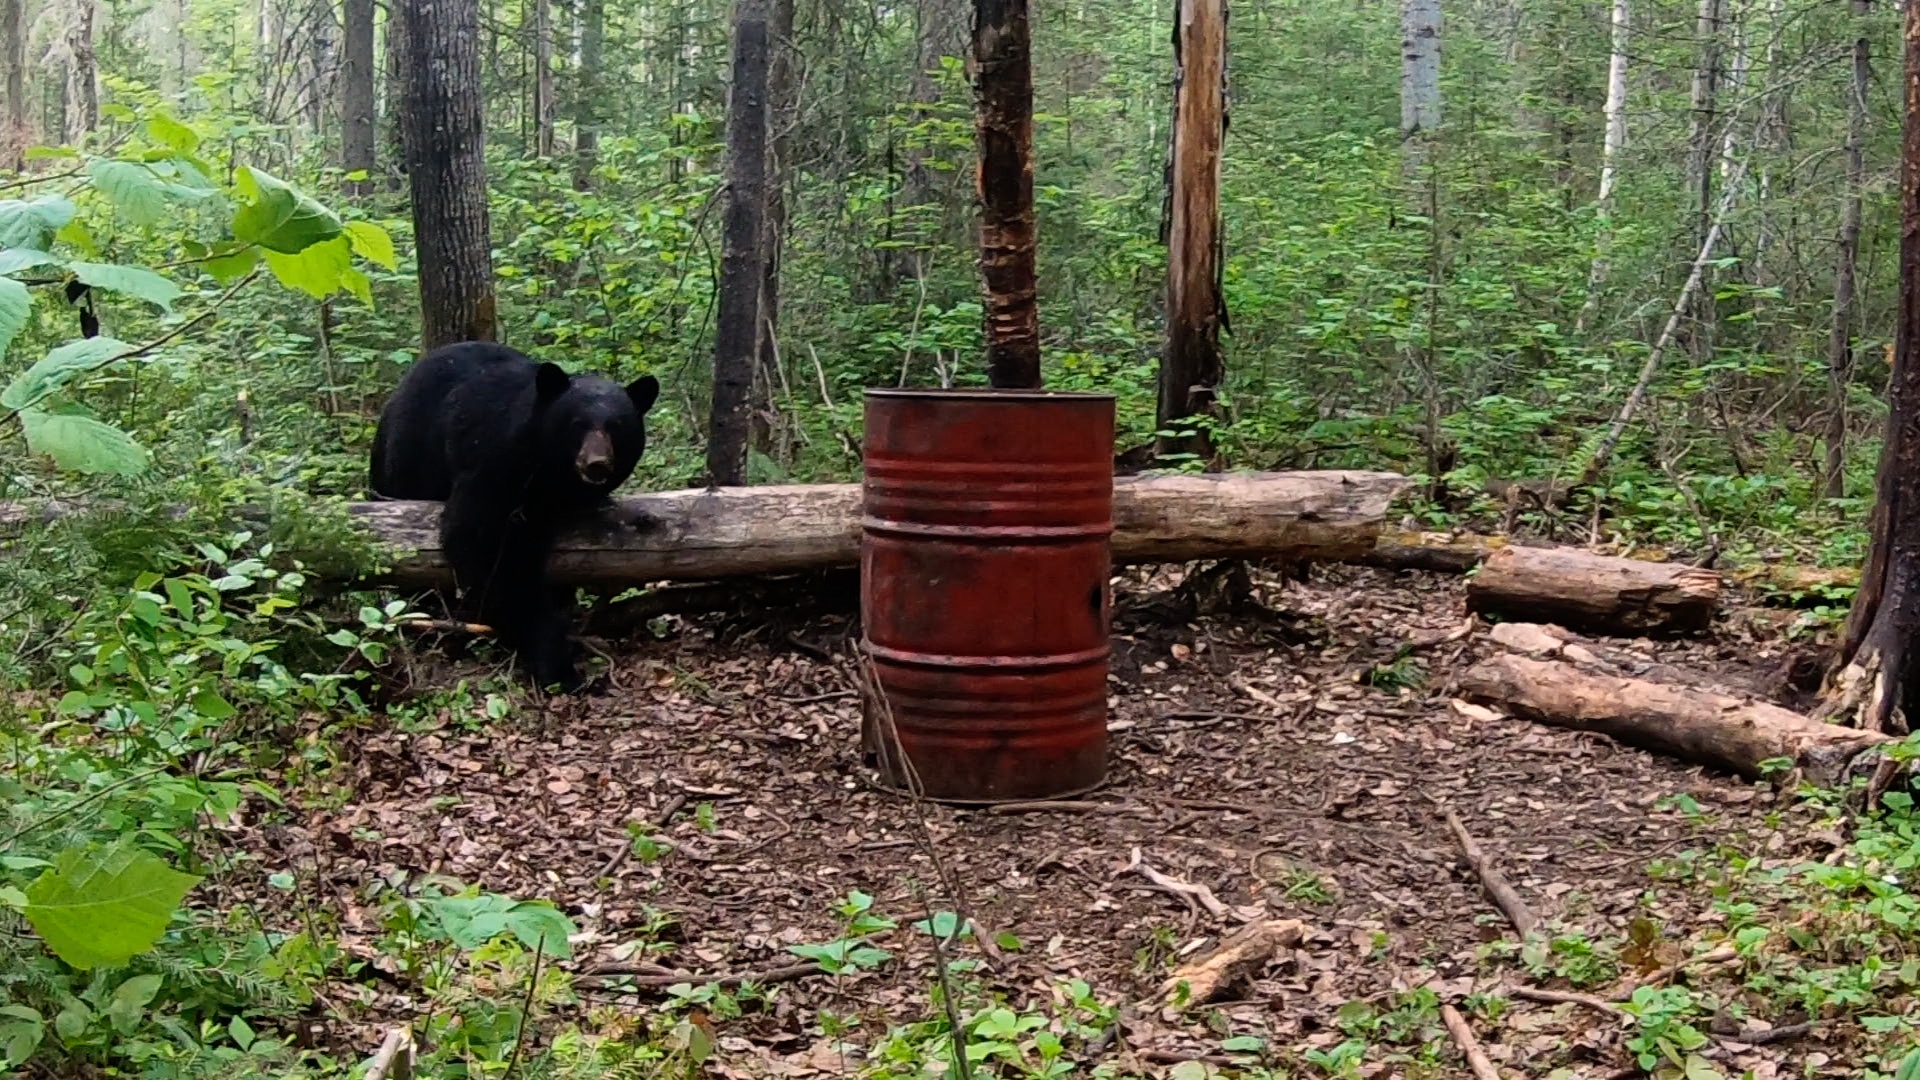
xmin=860 ymin=388 xmax=1115 ymax=803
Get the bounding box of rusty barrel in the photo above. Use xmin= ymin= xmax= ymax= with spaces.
xmin=860 ymin=388 xmax=1115 ymax=803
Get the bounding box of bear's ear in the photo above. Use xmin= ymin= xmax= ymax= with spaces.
xmin=534 ymin=362 xmax=571 ymax=401
xmin=627 ymin=374 xmax=661 ymax=414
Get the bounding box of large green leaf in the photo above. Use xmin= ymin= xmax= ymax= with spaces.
xmin=144 ymin=114 xmax=201 ymax=155
xmin=69 ymin=262 xmax=182 ymax=312
xmin=0 ymin=278 xmax=27 ymax=363
xmin=424 ymin=893 xmax=577 ymax=960
xmin=2 ymin=337 xmax=134 ymax=412
xmin=203 ymin=245 xmax=260 ymax=284
xmin=0 ymin=196 xmax=77 ymax=250
xmin=0 ymin=248 xmax=60 ymax=276
xmin=86 ymin=160 xmax=169 ymax=227
xmin=19 ymin=409 xmax=149 ymax=476
xmin=231 ymin=167 xmax=342 ymax=254
xmin=20 ymin=842 xmax=199 ymax=969
xmin=263 ymin=235 xmax=352 ymax=298
xmin=343 ymin=220 xmax=398 ymax=270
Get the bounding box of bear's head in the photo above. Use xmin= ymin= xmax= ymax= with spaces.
xmin=532 ymin=363 xmax=662 ymax=497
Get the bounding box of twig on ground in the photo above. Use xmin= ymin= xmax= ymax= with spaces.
xmin=1713 ymin=1021 xmax=1815 ymax=1046
xmin=1508 ymin=985 xmax=1625 ymax=1017
xmin=1444 ymin=808 xmax=1541 ymax=938
xmin=1618 ymin=944 xmax=1739 ymax=996
xmin=1124 ymin=846 xmax=1229 ymax=918
xmin=1137 ymin=1048 xmax=1241 ymax=1066
xmin=990 ymin=800 xmax=1147 ymax=816
xmin=583 ymin=960 xmax=829 ymax=988
xmin=397 ymin=617 xmax=493 ymax=635
xmin=366 ymin=1028 xmax=414 ymax=1080
xmin=1440 ymin=1003 xmax=1504 ymax=1080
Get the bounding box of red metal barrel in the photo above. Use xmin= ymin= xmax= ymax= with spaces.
xmin=860 ymin=388 xmax=1115 ymax=803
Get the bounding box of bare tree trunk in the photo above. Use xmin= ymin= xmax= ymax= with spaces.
xmin=1576 ymin=0 xmax=1629 ymax=334
xmin=532 ymin=0 xmax=554 ymax=157
xmin=305 ymin=6 xmax=338 ymax=138
xmin=706 ymin=0 xmax=773 ymax=487
xmin=1820 ymin=0 xmax=1920 ymax=736
xmin=1683 ymin=0 xmax=1722 ymax=361
xmin=904 ymin=0 xmax=963 ymax=258
xmin=0 ymin=0 xmax=25 ymax=170
xmin=1398 ymin=0 xmax=1441 ymax=183
xmin=342 ymin=0 xmax=378 ymax=194
xmin=974 ymin=0 xmax=1042 ymax=389
xmin=571 ymin=0 xmax=602 ymax=188
xmin=1825 ymin=0 xmax=1871 ymax=499
xmin=65 ymin=0 xmax=98 ymax=145
xmin=1156 ymin=0 xmax=1228 ymax=463
xmin=750 ymin=0 xmax=797 ymax=458
xmin=383 ymin=3 xmax=408 ymax=191
xmin=399 ymin=0 xmax=498 ymax=348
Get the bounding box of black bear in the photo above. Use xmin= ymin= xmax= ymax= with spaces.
xmin=369 ymin=341 xmax=661 ymax=692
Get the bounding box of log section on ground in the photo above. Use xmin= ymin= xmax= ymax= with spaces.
xmin=1465 ymin=545 xmax=1720 ymax=635
xmin=348 ymin=470 xmax=1410 ymax=588
xmin=1457 ymin=653 xmax=1888 ymax=785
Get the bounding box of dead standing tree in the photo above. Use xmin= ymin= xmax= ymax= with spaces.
xmin=398 ymin=0 xmax=498 ymax=347
xmin=706 ymin=0 xmax=774 ymax=486
xmin=973 ymin=0 xmax=1041 ymax=388
xmin=1820 ymin=0 xmax=1920 ymax=735
xmin=1156 ymin=0 xmax=1229 ymax=463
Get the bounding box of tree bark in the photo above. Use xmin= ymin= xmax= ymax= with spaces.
xmin=342 ymin=0 xmax=378 ymax=195
xmin=904 ymin=0 xmax=963 ymax=235
xmin=1465 ymin=545 xmax=1721 ymax=635
xmin=974 ymin=0 xmax=1042 ymax=389
xmin=1461 ymin=654 xmax=1888 ymax=786
xmin=65 ymin=0 xmax=98 ymax=145
xmin=750 ymin=0 xmax=798 ymax=458
xmin=533 ymin=0 xmax=555 ymax=157
xmin=383 ymin=0 xmax=408 ymax=191
xmin=1398 ymin=0 xmax=1441 ymax=182
xmin=1683 ymin=0 xmax=1723 ymax=362
xmin=571 ymin=0 xmax=603 ymax=188
xmin=1820 ymin=0 xmax=1920 ymax=736
xmin=338 ymin=470 xmax=1409 ymax=588
xmin=706 ymin=0 xmax=774 ymax=486
xmin=1576 ymin=0 xmax=1629 ymax=334
xmin=1825 ymin=0 xmax=1870 ymax=498
xmin=0 ymin=0 xmax=26 ymax=170
xmin=1156 ymin=0 xmax=1229 ymax=464
xmin=399 ymin=0 xmax=498 ymax=349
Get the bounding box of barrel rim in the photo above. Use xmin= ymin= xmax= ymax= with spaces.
xmin=863 ymin=388 xmax=1117 ymax=404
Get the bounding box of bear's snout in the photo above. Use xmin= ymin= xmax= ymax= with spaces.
xmin=576 ymin=429 xmax=617 ymax=485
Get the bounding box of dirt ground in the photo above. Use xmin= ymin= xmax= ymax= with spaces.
xmin=258 ymin=563 xmax=1851 ymax=1077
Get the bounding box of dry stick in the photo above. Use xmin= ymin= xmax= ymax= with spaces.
xmin=365 ymin=1028 xmax=415 ymax=1080
xmin=1578 ymin=145 xmax=1753 ymax=488
xmin=1619 ymin=944 xmax=1739 ymax=995
xmin=1444 ymin=809 xmax=1541 ymax=938
xmin=584 ymin=960 xmax=827 ymax=988
xmin=1124 ymin=846 xmax=1230 ymax=918
xmin=500 ymin=934 xmax=546 ymax=1080
xmin=1440 ymin=1003 xmax=1505 ymax=1080
xmin=1508 ymin=985 xmax=1626 ymax=1017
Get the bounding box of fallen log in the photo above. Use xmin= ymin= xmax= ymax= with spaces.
xmin=1466 ymin=545 xmax=1720 ymax=635
xmin=1457 ymin=653 xmax=1889 ymax=785
xmin=347 ymin=470 xmax=1409 ymax=588
xmin=1360 ymin=530 xmax=1505 ymax=574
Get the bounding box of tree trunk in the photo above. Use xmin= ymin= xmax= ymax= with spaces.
xmin=383 ymin=2 xmax=408 ymax=191
xmin=1465 ymin=545 xmax=1721 ymax=635
xmin=1683 ymin=0 xmax=1722 ymax=362
xmin=1398 ymin=0 xmax=1441 ymax=182
xmin=572 ymin=0 xmax=603 ymax=188
xmin=533 ymin=0 xmax=554 ymax=157
xmin=750 ymin=0 xmax=798 ymax=458
xmin=1820 ymin=0 xmax=1920 ymax=736
xmin=65 ymin=0 xmax=98 ymax=145
xmin=1 ymin=0 xmax=26 ymax=170
xmin=706 ymin=0 xmax=774 ymax=487
xmin=1156 ymin=0 xmax=1229 ymax=464
xmin=327 ymin=470 xmax=1411 ymax=587
xmin=1825 ymin=0 xmax=1870 ymax=499
xmin=1576 ymin=0 xmax=1629 ymax=333
xmin=342 ymin=0 xmax=378 ymax=195
xmin=1461 ymin=654 xmax=1887 ymax=785
xmin=399 ymin=0 xmax=498 ymax=348
xmin=974 ymin=0 xmax=1041 ymax=389
xmin=903 ymin=0 xmax=963 ymax=265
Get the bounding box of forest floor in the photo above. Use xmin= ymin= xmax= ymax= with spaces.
xmin=248 ymin=564 xmax=1880 ymax=1079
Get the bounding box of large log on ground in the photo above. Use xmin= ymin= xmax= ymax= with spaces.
xmin=1458 ymin=653 xmax=1888 ymax=785
xmin=1361 ymin=530 xmax=1505 ymax=574
xmin=348 ymin=470 xmax=1409 ymax=588
xmin=1465 ymin=545 xmax=1720 ymax=635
